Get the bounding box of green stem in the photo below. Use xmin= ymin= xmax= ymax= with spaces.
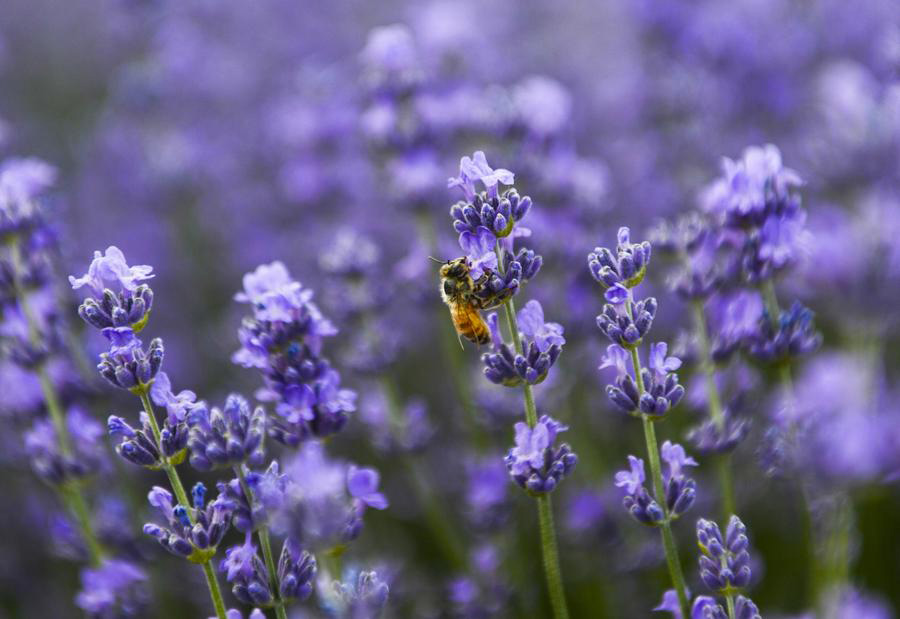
xmin=726 ymin=594 xmax=736 ymax=619
xmin=138 ymin=391 xmax=227 ymax=619
xmin=690 ymin=301 xmax=736 ymax=519
xmin=761 ymin=279 xmax=781 ymax=319
xmin=10 ymin=239 xmax=106 ymax=565
xmin=631 ymin=346 xmax=691 ymax=619
xmin=236 ymin=466 xmax=288 ymax=619
xmin=494 ymin=242 xmax=569 ymax=619
xmin=201 ymin=560 xmax=229 ymax=619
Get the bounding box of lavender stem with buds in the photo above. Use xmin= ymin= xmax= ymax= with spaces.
xmin=9 ymin=238 xmax=106 ymax=565
xmin=235 ymin=465 xmax=288 ymax=619
xmin=493 ymin=242 xmax=569 ymax=619
xmin=138 ymin=390 xmax=229 ymax=619
xmin=627 ymin=343 xmax=691 ymax=618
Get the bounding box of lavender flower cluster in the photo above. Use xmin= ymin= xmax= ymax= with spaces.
xmin=1 ymin=2 xmax=899 ymax=617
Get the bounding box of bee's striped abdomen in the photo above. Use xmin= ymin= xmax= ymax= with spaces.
xmin=451 ymin=302 xmax=490 ymax=345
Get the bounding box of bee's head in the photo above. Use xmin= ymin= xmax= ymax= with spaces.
xmin=441 ymin=257 xmax=469 ymax=279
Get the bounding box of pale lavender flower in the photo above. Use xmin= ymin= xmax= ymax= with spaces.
xmin=459 ymin=226 xmax=498 ymax=279
xmin=347 ymin=466 xmax=389 ymax=510
xmin=68 ymin=246 xmax=154 ymax=296
xmin=598 ymin=343 xmax=630 ymax=376
xmin=649 ymin=342 xmax=683 ymax=378
xmin=517 ymin=300 xmax=565 ymax=353
xmin=615 ymin=455 xmax=646 ymax=495
xmin=505 ymin=415 xmax=576 ymax=494
xmin=448 ymin=151 xmax=515 ymax=201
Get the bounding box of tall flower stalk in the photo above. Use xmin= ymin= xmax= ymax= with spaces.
xmin=590 ymin=227 xmax=694 ymax=618
xmin=70 ymin=246 xmax=230 ymax=619
xmin=447 ymin=151 xmax=573 ymax=618
xmin=0 ymin=158 xmax=118 ymax=586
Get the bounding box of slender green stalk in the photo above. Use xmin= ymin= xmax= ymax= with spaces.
xmin=725 ymin=594 xmax=736 ymax=619
xmin=630 ymin=346 xmax=691 ymax=619
xmin=494 ymin=243 xmax=569 ymax=619
xmin=690 ymin=301 xmax=736 ymax=518
xmin=201 ymin=560 xmax=229 ymax=619
xmin=236 ymin=467 xmax=289 ymax=619
xmin=138 ymin=392 xmax=228 ymax=619
xmin=10 ymin=239 xmax=106 ymax=565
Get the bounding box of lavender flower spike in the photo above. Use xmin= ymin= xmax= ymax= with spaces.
xmin=482 ymin=302 xmax=564 ymax=387
xmin=143 ymin=484 xmax=233 ymax=564
xmin=505 ymin=415 xmax=577 ymax=495
xmin=696 ymin=516 xmax=752 ymax=593
xmin=186 ymin=394 xmax=266 ymax=471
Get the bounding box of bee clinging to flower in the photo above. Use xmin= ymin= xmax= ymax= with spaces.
xmin=438 ymin=257 xmax=492 ymax=347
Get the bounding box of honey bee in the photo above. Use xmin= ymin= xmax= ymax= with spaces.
xmin=438 ymin=257 xmax=492 ymax=347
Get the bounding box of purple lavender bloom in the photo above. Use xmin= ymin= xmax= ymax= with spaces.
xmin=481 ymin=301 xmax=564 ymax=387
xmin=25 ymin=406 xmax=105 ymax=483
xmin=660 ymin=441 xmax=698 ymax=518
xmin=75 ymin=559 xmax=148 ymax=618
xmin=233 ymin=262 xmax=352 ymax=443
xmin=185 ymin=394 xmax=266 ymax=471
xmin=687 ymin=411 xmax=750 ymax=455
xmin=702 ymin=144 xmax=803 ymax=227
xmin=347 ymin=466 xmax=389 ymax=510
xmin=68 ymin=246 xmax=154 ymax=297
xmin=276 ymin=442 xmax=387 ymax=550
xmin=150 ymin=371 xmax=199 ymax=424
xmin=95 ymin=334 xmax=164 ymax=393
xmin=595 ymin=296 xmax=658 ymax=348
xmin=588 ymin=226 xmax=653 ymax=290
xmin=605 ymin=346 xmax=684 ymax=418
xmin=598 ymin=343 xmax=630 ymax=376
xmin=744 ymin=301 xmax=822 ymax=364
xmin=696 ymin=515 xmax=752 ymax=593
xmin=76 ymin=285 xmax=154 ymax=333
xmin=107 ymin=410 xmax=187 ymax=468
xmin=615 ymin=455 xmax=664 ymax=525
xmin=459 ymin=226 xmax=498 ymax=280
xmin=448 ymin=151 xmax=515 ymax=202
xmin=467 ymin=245 xmax=542 ymax=309
xmin=234 ymin=261 xmax=329 ymax=326
xmin=505 ymin=415 xmax=577 ymax=494
xmin=219 ymin=460 xmax=287 ymax=533
xmin=142 ymin=483 xmax=233 ymax=562
xmin=649 ymin=342 xmax=682 ymax=377
xmin=220 ymin=534 xmax=272 ymax=606
xmin=449 ymin=168 xmax=531 ymax=239
xmin=517 ymin=300 xmax=565 ymax=353
xmin=332 ymin=570 xmax=390 ymax=619
xmin=277 ymin=537 xmax=316 ymax=602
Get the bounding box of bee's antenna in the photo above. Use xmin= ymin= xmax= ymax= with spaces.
xmin=427 ymin=256 xmax=446 ymax=264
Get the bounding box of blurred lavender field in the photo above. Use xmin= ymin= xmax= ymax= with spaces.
xmin=1 ymin=0 xmax=899 ymax=617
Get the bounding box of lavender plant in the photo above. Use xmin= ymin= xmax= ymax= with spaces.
xmin=590 ymin=226 xmax=694 ymax=617
xmin=447 ymin=151 xmax=573 ymax=618
xmin=230 ymin=259 xmax=390 ymax=617
xmin=70 ymin=246 xmax=231 ymax=618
